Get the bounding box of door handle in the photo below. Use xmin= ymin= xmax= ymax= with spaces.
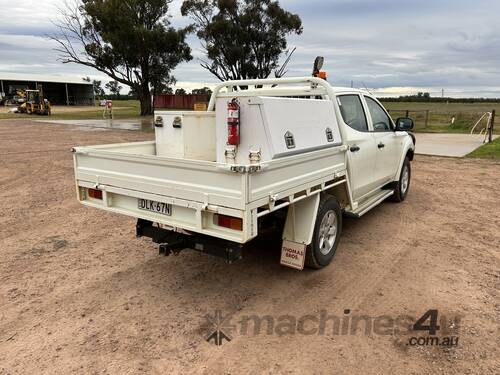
xmin=350 ymin=145 xmax=360 ymax=152
xmin=378 ymin=143 xmax=385 ymax=149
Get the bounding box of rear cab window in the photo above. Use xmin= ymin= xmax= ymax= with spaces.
xmin=337 ymin=95 xmax=368 ymax=132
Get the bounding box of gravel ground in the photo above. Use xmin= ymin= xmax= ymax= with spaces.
xmin=0 ymin=119 xmax=499 ymax=374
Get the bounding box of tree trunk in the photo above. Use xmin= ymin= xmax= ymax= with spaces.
xmin=138 ymin=84 xmax=153 ymax=116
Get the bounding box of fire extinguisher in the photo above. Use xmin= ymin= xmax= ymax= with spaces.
xmin=227 ymin=98 xmax=240 ymax=146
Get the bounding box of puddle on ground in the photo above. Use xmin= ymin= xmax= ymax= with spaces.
xmin=36 ymin=119 xmax=154 ymax=131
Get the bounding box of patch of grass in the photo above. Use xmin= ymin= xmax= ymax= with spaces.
xmin=383 ymin=101 xmax=499 ymax=134
xmin=53 ymin=100 xmax=142 ymax=120
xmin=382 ymin=101 xmax=500 ymax=113
xmin=0 ymin=100 xmax=146 ymax=120
xmin=1 ymin=100 xmax=498 ymax=137
xmin=466 ymin=137 xmax=500 ymax=159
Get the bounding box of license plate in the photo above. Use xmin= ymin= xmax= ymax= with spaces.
xmin=138 ymin=199 xmax=172 ymax=216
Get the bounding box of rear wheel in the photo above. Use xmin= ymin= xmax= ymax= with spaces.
xmin=305 ymin=195 xmax=342 ymax=269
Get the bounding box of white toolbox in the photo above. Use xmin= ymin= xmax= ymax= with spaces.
xmin=154 ymin=111 xmax=216 ymax=161
xmin=215 ymin=96 xmax=342 ymax=164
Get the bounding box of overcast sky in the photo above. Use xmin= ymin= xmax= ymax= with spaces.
xmin=0 ymin=0 xmax=499 ymax=97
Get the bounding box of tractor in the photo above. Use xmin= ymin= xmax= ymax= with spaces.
xmin=17 ymin=85 xmax=51 ymax=115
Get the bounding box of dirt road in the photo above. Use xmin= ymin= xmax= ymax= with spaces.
xmin=0 ymin=120 xmax=498 ymax=374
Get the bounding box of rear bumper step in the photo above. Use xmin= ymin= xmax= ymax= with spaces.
xmin=136 ymin=219 xmax=243 ymax=263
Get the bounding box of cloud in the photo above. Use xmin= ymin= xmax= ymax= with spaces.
xmin=0 ymin=0 xmax=499 ymax=97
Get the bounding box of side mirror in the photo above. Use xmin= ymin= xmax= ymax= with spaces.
xmin=395 ymin=117 xmax=414 ymax=131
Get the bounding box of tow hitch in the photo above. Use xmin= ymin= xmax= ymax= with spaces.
xmin=159 ymin=241 xmax=185 ymax=256
xmin=136 ymin=219 xmax=243 ymax=263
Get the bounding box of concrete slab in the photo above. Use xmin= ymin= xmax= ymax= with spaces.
xmin=36 ymin=119 xmax=153 ymax=131
xmin=415 ymin=133 xmax=498 ymax=157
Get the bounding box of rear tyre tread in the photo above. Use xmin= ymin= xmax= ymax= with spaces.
xmin=305 ymin=195 xmax=342 ymax=269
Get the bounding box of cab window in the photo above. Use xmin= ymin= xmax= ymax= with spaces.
xmin=337 ymin=95 xmax=368 ymax=132
xmin=365 ymin=97 xmax=393 ymax=132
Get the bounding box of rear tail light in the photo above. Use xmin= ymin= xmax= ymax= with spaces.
xmin=214 ymin=214 xmax=243 ymax=231
xmin=88 ymin=188 xmax=103 ymax=200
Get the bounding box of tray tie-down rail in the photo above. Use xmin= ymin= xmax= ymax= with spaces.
xmin=136 ymin=219 xmax=243 ymax=263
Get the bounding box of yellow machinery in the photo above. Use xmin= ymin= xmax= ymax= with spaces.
xmin=17 ymin=85 xmax=51 ymax=115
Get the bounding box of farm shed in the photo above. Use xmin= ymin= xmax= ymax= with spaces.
xmin=0 ymin=73 xmax=94 ymax=105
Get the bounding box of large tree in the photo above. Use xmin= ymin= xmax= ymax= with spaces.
xmin=51 ymin=0 xmax=192 ymax=115
xmin=181 ymin=0 xmax=302 ymax=81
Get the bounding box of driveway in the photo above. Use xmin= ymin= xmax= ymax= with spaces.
xmin=1 ymin=119 xmax=499 ymax=374
xmin=36 ymin=118 xmax=153 ymax=131
xmin=415 ymin=133 xmax=498 ymax=157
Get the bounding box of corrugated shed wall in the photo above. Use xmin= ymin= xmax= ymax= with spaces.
xmin=154 ymin=94 xmax=210 ymax=109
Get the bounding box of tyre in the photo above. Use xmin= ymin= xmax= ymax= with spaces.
xmin=391 ymin=157 xmax=411 ymax=202
xmin=305 ymin=195 xmax=342 ymax=269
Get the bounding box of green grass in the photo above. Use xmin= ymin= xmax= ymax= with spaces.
xmin=0 ymin=100 xmax=147 ymax=120
xmin=53 ymin=100 xmax=142 ymax=120
xmin=382 ymin=101 xmax=499 ymax=134
xmin=382 ymin=101 xmax=500 ymax=112
xmin=1 ymin=99 xmax=498 ymax=136
xmin=466 ymin=137 xmax=500 ymax=159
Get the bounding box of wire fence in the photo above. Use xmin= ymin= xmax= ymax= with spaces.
xmin=387 ymin=108 xmax=497 ymax=136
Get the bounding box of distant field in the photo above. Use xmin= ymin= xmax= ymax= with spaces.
xmin=0 ymin=100 xmax=145 ymax=120
xmin=382 ymin=101 xmax=500 ymax=112
xmin=1 ymin=99 xmax=497 ymax=136
xmin=382 ymin=101 xmax=499 ymax=134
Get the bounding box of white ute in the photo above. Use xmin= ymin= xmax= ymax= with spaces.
xmin=72 ymin=77 xmax=415 ymax=270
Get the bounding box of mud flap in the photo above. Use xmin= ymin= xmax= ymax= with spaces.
xmin=280 ymin=240 xmax=307 ymax=270
xmin=281 ymin=194 xmax=320 ymax=270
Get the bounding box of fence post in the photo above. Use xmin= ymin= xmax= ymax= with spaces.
xmin=489 ymin=110 xmax=495 ymax=143
xmin=405 ymin=110 xmax=409 ymax=118
xmin=425 ymin=110 xmax=429 ymax=128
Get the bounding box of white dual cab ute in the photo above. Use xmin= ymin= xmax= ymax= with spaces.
xmin=72 ymin=77 xmax=415 ymax=270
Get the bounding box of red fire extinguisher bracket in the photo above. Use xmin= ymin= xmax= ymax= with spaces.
xmin=227 ymin=98 xmax=240 ymax=146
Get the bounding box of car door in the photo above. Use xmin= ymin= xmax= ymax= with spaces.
xmin=336 ymin=94 xmax=378 ymax=199
xmin=363 ymin=96 xmax=402 ymax=186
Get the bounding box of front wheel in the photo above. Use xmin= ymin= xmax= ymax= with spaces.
xmin=305 ymin=195 xmax=342 ymax=269
xmin=391 ymin=157 xmax=411 ymax=202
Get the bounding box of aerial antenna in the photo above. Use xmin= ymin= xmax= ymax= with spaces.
xmin=361 ymin=81 xmax=373 ymax=95
xmin=274 ymin=47 xmax=297 ymax=78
